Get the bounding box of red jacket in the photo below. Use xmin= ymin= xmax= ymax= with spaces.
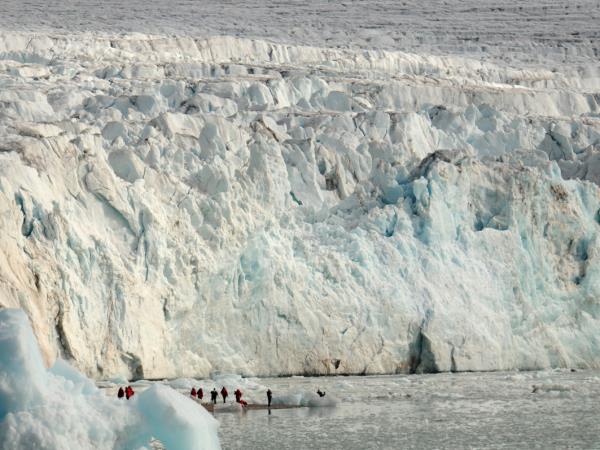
xmin=234 ymin=389 xmax=243 ymax=401
xmin=220 ymin=387 xmax=228 ymax=397
xmin=191 ymin=388 xmax=197 ymax=397
xmin=125 ymin=386 xmax=135 ymax=399
xmin=198 ymin=388 xmax=204 ymax=399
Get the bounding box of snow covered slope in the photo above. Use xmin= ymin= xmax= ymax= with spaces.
xmin=0 ymin=32 xmax=599 ymax=379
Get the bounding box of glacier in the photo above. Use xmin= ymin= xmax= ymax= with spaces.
xmin=0 ymin=31 xmax=599 ymax=380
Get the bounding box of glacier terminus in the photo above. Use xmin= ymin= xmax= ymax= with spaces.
xmin=0 ymin=1 xmax=599 ymax=381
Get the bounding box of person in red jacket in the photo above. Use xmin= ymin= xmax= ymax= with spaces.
xmin=117 ymin=387 xmax=124 ymax=399
xmin=191 ymin=387 xmax=197 ymax=397
xmin=234 ymin=388 xmax=243 ymax=403
xmin=220 ymin=386 xmax=228 ymax=403
xmin=126 ymin=386 xmax=135 ymax=400
xmin=197 ymin=387 xmax=204 ymax=401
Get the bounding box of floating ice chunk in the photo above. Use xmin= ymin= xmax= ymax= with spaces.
xmin=505 ymin=374 xmax=528 ymax=382
xmin=0 ymin=308 xmax=129 ymax=450
xmin=167 ymin=378 xmax=200 ymax=389
xmin=0 ymin=309 xmax=221 ymax=450
xmin=131 ymin=379 xmax=154 ymax=388
xmin=531 ymin=384 xmax=575 ymax=393
xmin=0 ymin=308 xmax=47 ymax=418
xmin=272 ymin=392 xmax=302 ymax=406
xmin=107 ymin=375 xmax=130 ymax=385
xmin=210 ymin=373 xmax=242 ymax=384
xmin=272 ymin=391 xmax=337 ymax=407
xmin=130 ymin=384 xmax=221 ymax=449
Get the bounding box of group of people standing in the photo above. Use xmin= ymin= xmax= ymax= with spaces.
xmin=189 ymin=386 xmax=230 ymax=404
xmin=117 ymin=386 xmax=135 ymax=400
xmin=191 ymin=386 xmax=274 ymax=407
xmin=116 ymin=383 xmax=325 ymax=408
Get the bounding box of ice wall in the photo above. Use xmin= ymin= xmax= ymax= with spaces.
xmin=0 ymin=33 xmax=599 ymax=378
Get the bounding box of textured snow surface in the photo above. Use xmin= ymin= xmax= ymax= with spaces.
xmin=0 ymin=29 xmax=599 ymax=379
xmin=1 ymin=0 xmax=599 ymax=66
xmin=0 ymin=308 xmax=221 ymax=450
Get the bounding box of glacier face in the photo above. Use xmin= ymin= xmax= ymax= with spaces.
xmin=0 ymin=32 xmax=599 ymax=379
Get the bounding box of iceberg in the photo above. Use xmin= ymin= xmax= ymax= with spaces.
xmin=0 ymin=308 xmax=220 ymax=450
xmin=272 ymin=392 xmax=338 ymax=408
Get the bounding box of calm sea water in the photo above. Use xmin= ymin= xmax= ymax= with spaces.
xmin=215 ymin=370 xmax=600 ymax=450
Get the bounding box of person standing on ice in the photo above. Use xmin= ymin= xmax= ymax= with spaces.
xmin=234 ymin=388 xmax=243 ymax=403
xmin=197 ymin=387 xmax=204 ymax=401
xmin=211 ymin=388 xmax=218 ymax=404
xmin=267 ymin=388 xmax=272 ymax=407
xmin=117 ymin=387 xmax=124 ymax=399
xmin=220 ymin=386 xmax=228 ymax=403
xmin=190 ymin=387 xmax=197 ymax=397
xmin=126 ymin=386 xmax=135 ymax=400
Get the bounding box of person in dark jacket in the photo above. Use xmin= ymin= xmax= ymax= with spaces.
xmin=220 ymin=386 xmax=228 ymax=404
xmin=211 ymin=388 xmax=218 ymax=404
xmin=191 ymin=387 xmax=197 ymax=397
xmin=117 ymin=387 xmax=125 ymax=399
xmin=234 ymin=388 xmax=243 ymax=403
xmin=197 ymin=387 xmax=204 ymax=401
xmin=266 ymin=388 xmax=272 ymax=407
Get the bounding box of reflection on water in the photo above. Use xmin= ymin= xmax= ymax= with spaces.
xmin=216 ymin=370 xmax=600 ymax=449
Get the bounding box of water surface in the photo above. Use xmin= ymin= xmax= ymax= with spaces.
xmin=216 ymin=370 xmax=600 ymax=449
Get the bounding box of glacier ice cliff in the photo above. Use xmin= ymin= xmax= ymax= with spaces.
xmin=0 ymin=33 xmax=599 ymax=378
